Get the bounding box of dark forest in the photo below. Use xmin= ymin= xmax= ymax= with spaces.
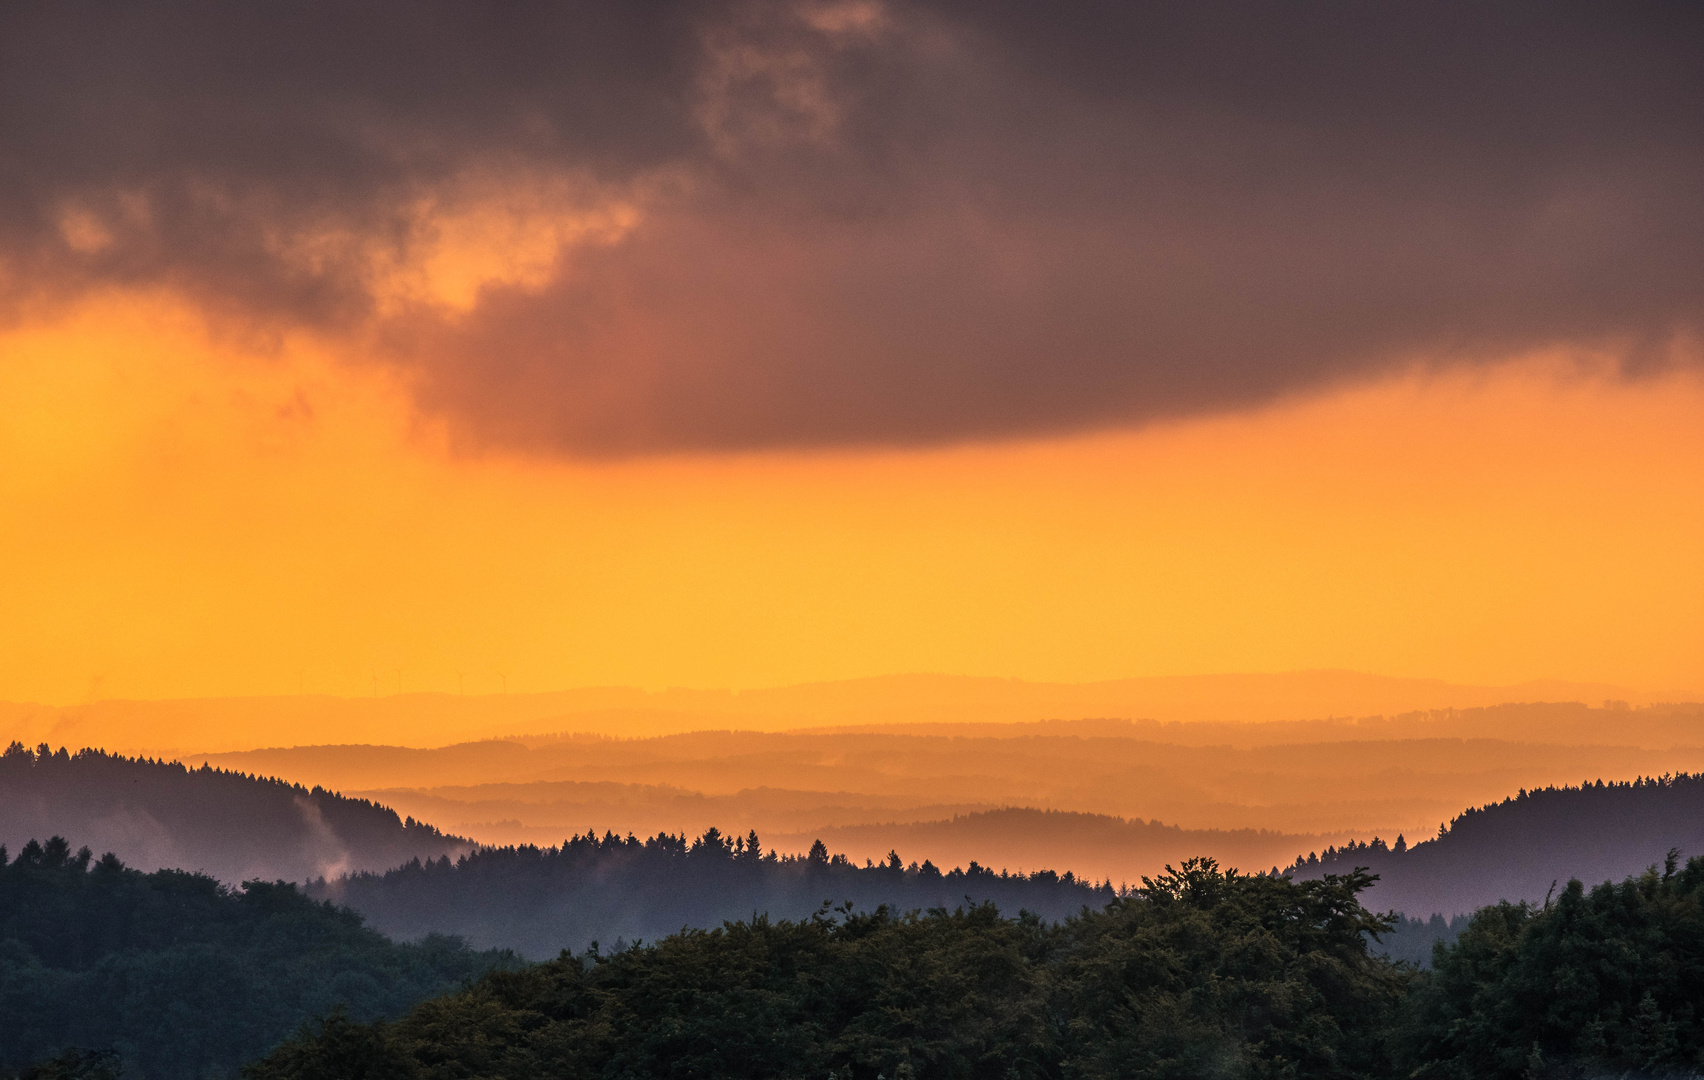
xmin=7 ymin=834 xmax=1704 ymax=1078
xmin=255 ymin=856 xmax=1704 ymax=1080
xmin=0 ymin=839 xmax=513 ymax=1080
xmin=312 ymin=828 xmax=1114 ymax=958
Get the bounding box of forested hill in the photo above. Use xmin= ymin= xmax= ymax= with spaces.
xmin=0 ymin=837 xmax=515 ymax=1080
xmin=1291 ymin=774 xmax=1704 ymax=916
xmin=312 ymin=827 xmax=1117 ymax=958
xmin=252 ymin=854 xmax=1704 ymax=1080
xmin=0 ymin=742 xmax=469 ymax=884
xmin=268 ymin=862 xmax=1405 ymax=1080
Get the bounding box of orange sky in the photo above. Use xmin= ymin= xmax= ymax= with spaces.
xmin=1 ymin=294 xmax=1699 ymax=708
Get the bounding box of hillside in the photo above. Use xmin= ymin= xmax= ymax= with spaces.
xmin=1292 ymin=774 xmax=1704 ymax=916
xmin=0 ymin=837 xmax=514 ymax=1080
xmin=0 ymin=742 xmax=469 ymax=884
xmin=310 ymin=827 xmax=1117 ymax=958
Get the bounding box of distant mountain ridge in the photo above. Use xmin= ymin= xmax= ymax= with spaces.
xmin=0 ymin=742 xmax=469 ymax=884
xmin=196 ymin=702 xmax=1704 ymax=881
xmin=1291 ymin=773 xmax=1704 ymax=917
xmin=806 ymin=700 xmax=1704 ymax=750
xmin=4 ymin=669 xmax=1690 ymax=754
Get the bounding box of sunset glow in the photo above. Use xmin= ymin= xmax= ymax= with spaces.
xmin=11 ymin=14 xmax=1704 ymax=1067
xmin=1 ymin=297 xmax=1698 ymax=709
xmin=6 ymin=0 xmax=1704 ymax=947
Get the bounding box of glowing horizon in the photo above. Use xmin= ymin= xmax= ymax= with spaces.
xmin=0 ymin=295 xmax=1699 ymax=710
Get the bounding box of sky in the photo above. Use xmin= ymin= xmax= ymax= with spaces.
xmin=1 ymin=1 xmax=1700 ymax=707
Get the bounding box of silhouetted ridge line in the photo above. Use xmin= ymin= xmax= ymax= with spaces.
xmin=1288 ymin=773 xmax=1704 ymax=918
xmin=2 ymin=740 xmax=464 ymax=828
xmin=0 ymin=741 xmax=470 ymax=884
xmin=312 ymin=825 xmax=1118 ymax=958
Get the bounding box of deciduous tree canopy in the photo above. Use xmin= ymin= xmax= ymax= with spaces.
xmin=257 ymin=860 xmax=1406 ymax=1080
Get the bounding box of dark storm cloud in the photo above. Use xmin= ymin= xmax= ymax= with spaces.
xmin=3 ymin=1 xmax=1701 ymax=453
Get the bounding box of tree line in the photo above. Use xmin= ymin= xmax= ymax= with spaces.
xmin=265 ymin=859 xmax=1404 ymax=1080
xmin=257 ymin=852 xmax=1704 ymax=1080
xmin=10 ymin=829 xmax=1704 ymax=1078
xmin=312 ymin=826 xmax=1118 ymax=958
xmin=0 ymin=837 xmax=515 ymax=1080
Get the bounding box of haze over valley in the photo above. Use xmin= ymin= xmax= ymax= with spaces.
xmin=9 ymin=676 xmax=1701 ymax=911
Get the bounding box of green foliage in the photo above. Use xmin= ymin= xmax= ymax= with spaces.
xmin=0 ymin=838 xmax=516 ymax=1080
xmin=1400 ymin=851 xmax=1704 ymax=1079
xmin=249 ymin=858 xmax=1407 ymax=1080
xmin=1055 ymin=860 xmax=1407 ymax=1080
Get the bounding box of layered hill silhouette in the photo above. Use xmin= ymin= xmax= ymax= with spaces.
xmin=323 ymin=776 xmax=1704 ymax=958
xmin=13 ymin=700 xmax=1704 ymax=892
xmin=1291 ymin=774 xmax=1704 ymax=916
xmin=5 ymin=670 xmax=1688 ymax=754
xmin=14 ymin=729 xmax=1704 ymax=947
xmin=0 ymin=742 xmax=469 ymax=883
xmin=190 ymin=702 xmax=1704 ymax=883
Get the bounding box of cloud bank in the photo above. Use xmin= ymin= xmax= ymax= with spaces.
xmin=3 ymin=1 xmax=1700 ymax=453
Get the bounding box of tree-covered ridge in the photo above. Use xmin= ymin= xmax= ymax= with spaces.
xmin=248 ymin=853 xmax=1704 ymax=1080
xmin=312 ymin=826 xmax=1117 ymax=958
xmin=1289 ymin=774 xmax=1704 ymax=918
xmin=259 ymin=859 xmax=1405 ymax=1080
xmin=0 ymin=837 xmax=516 ymax=1080
xmin=0 ymin=743 xmax=468 ymax=883
xmin=15 ymin=829 xmax=1704 ymax=1080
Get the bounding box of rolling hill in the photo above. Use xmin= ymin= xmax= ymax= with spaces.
xmin=1292 ymin=774 xmax=1704 ymax=916
xmin=0 ymin=742 xmax=469 ymax=884
xmin=192 ymin=702 xmax=1704 ymax=883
